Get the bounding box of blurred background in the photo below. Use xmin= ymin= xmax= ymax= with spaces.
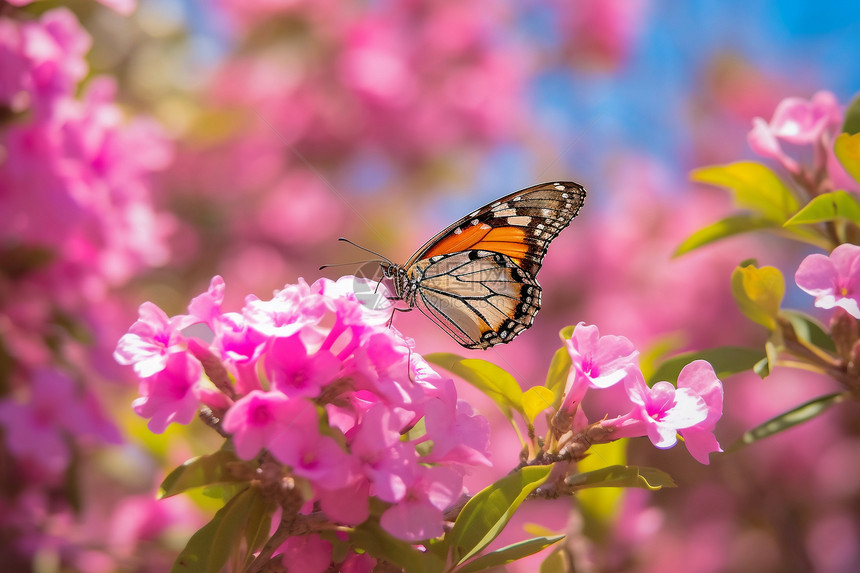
xmin=2 ymin=0 xmax=860 ymax=571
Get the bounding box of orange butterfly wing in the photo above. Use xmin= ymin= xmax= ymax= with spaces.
xmin=396 ymin=181 xmax=586 ymax=349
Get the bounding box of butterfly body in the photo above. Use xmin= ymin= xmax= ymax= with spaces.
xmin=380 ymin=181 xmax=586 ymax=350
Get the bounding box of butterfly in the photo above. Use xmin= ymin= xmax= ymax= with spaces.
xmin=380 ymin=181 xmax=586 ymax=350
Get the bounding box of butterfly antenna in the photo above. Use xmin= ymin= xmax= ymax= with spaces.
xmin=336 ymin=237 xmax=394 ymax=266
xmin=319 ymin=259 xmax=383 ymax=271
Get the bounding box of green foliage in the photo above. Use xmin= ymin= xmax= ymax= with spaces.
xmin=522 ymin=386 xmax=555 ymax=423
xmin=455 ymin=536 xmax=565 ymax=573
xmin=842 ymin=93 xmax=860 ymax=135
xmin=350 ymin=522 xmax=441 ymax=573
xmin=730 ymin=264 xmax=785 ymax=331
xmin=446 ymin=466 xmax=553 ymax=566
xmin=647 ymin=346 xmax=766 ymax=385
xmin=784 ymin=190 xmax=860 ymax=226
xmin=566 ymin=465 xmax=676 ymax=491
xmin=425 ymin=353 xmax=523 ymax=419
xmin=159 ymin=448 xmax=247 ymax=498
xmin=674 ymin=214 xmax=780 ymax=256
xmin=691 ymin=162 xmax=799 ymax=222
xmin=834 ymin=132 xmax=860 ymax=185
xmin=730 ymin=392 xmax=847 ymax=449
xmin=544 ymin=345 xmax=572 ymax=409
xmin=171 ymin=486 xmax=271 ymax=573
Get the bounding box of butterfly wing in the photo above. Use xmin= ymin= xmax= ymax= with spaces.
xmin=408 ymin=250 xmax=541 ymax=349
xmin=405 ymin=181 xmax=586 ymax=278
xmin=401 ymin=181 xmax=586 ymax=349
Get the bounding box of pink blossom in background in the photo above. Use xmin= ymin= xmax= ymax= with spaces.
xmin=795 ymin=243 xmax=860 ymax=318
xmin=747 ymin=91 xmax=855 ymax=192
xmin=549 ymin=0 xmax=649 ymax=69
xmin=0 ymin=369 xmax=120 ymax=475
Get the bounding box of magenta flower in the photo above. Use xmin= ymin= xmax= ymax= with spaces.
xmin=0 ymin=369 xmax=122 ymax=475
xmin=132 ymin=352 xmax=202 ymax=434
xmin=561 ymin=322 xmax=639 ymax=413
xmin=265 ymin=335 xmax=342 ymax=398
xmin=222 ymin=390 xmax=297 ymax=459
xmin=796 ymin=243 xmax=860 ymax=318
xmin=677 ymin=361 xmax=725 ymax=464
xmin=747 ymin=91 xmax=842 ymax=174
xmin=117 ymin=275 xmax=491 ymax=541
xmin=600 ymin=361 xmax=724 ymax=463
xmin=113 ymin=302 xmax=186 ymax=377
xmin=277 ymin=533 xmax=333 ymax=573
xmin=379 ymin=465 xmax=464 ymax=541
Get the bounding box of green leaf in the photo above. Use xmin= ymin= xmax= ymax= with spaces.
xmin=566 ymin=465 xmax=676 ymax=491
xmin=691 ymin=162 xmax=799 ymax=222
xmin=544 ymin=346 xmax=571 ymax=408
xmin=540 ymin=547 xmax=572 ymax=573
xmin=785 ymin=190 xmax=860 ymax=226
xmin=522 ymin=387 xmax=555 ymax=424
xmin=448 ymin=466 xmax=552 ymax=565
xmin=834 ymin=132 xmax=860 ymax=185
xmin=753 ymin=356 xmax=771 ymax=378
xmin=242 ymin=488 xmax=275 ymax=567
xmin=456 ymin=536 xmax=565 ymax=573
xmin=426 ymin=353 xmax=523 ymax=417
xmin=558 ymin=325 xmax=575 ymax=341
xmin=782 ymin=310 xmax=836 ymax=352
xmin=159 ymin=449 xmax=247 ymax=498
xmin=350 ymin=521 xmax=441 ymax=573
xmin=172 ymin=487 xmax=263 ymax=573
xmin=576 ymin=441 xmax=628 ymax=523
xmin=730 ymin=264 xmax=785 ymax=330
xmin=674 ymin=214 xmax=779 ymax=256
xmin=843 ymin=92 xmax=860 ymax=135
xmin=647 ymin=346 xmax=766 ymax=385
xmin=731 ymin=392 xmax=847 ymax=449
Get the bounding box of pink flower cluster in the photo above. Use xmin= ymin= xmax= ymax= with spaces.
xmin=796 ymin=243 xmax=860 ymax=318
xmin=115 ymin=275 xmax=491 ymax=547
xmin=748 ymin=90 xmax=857 ymax=191
xmin=562 ymin=323 xmax=724 ymax=464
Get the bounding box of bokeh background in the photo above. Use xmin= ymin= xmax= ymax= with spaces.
xmin=2 ymin=0 xmax=860 ymax=571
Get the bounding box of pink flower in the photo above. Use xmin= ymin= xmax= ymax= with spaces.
xmin=132 ymin=352 xmax=202 ymax=433
xmin=265 ymin=335 xmax=342 ymax=398
xmin=114 ymin=302 xmax=186 ymax=377
xmin=277 ymin=533 xmax=332 ymax=573
xmin=561 ymin=322 xmax=639 ymax=413
xmin=348 ymin=404 xmax=417 ymax=503
xmin=0 ymin=369 xmax=121 ymax=474
xmin=677 ymin=361 xmax=724 ymax=464
xmin=268 ymin=411 xmax=355 ymax=489
xmin=795 ymin=243 xmax=860 ymax=318
xmin=222 ymin=390 xmax=297 ymax=459
xmin=379 ymin=465 xmax=463 ymax=541
xmin=747 ymin=91 xmax=842 ymax=174
xmin=420 ymin=379 xmax=492 ymax=467
xmin=600 ymin=362 xmax=723 ymax=462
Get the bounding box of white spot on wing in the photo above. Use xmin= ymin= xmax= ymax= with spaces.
xmin=507 ymin=216 xmax=531 ymax=226
xmin=454 ymin=227 xmax=462 ymax=235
